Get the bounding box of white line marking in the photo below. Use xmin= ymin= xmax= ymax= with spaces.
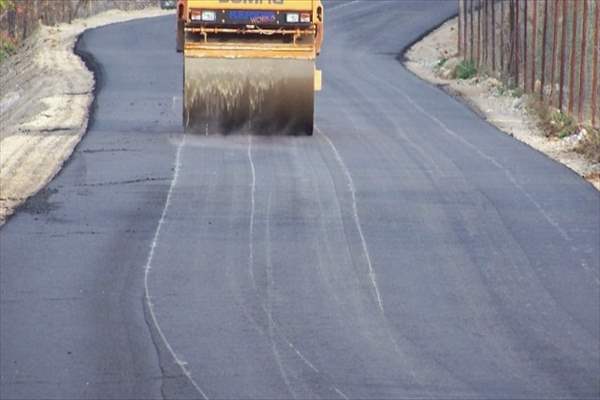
xmin=317 ymin=127 xmax=385 ymax=313
xmin=171 ymin=95 xmax=179 ymax=113
xmin=247 ymin=135 xmax=257 ymax=288
xmin=266 ymin=193 xmax=297 ymax=398
xmin=328 ymin=0 xmax=360 ymax=11
xmin=369 ymin=71 xmax=600 ymax=286
xmin=334 ymin=386 xmax=350 ymax=399
xmin=286 ymin=341 xmax=319 ymax=373
xmin=143 ymin=133 xmax=209 ymax=400
xmin=245 ymin=139 xmax=345 ymax=396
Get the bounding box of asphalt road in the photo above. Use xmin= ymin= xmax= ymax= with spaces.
xmin=1 ymin=1 xmax=599 ymax=399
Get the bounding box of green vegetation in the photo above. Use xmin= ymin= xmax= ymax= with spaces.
xmin=510 ymin=87 xmax=523 ymax=98
xmin=548 ymin=111 xmax=578 ymax=138
xmin=529 ymin=98 xmax=578 ymax=138
xmin=453 ymin=59 xmax=477 ymax=80
xmin=0 ymin=0 xmax=14 ymax=12
xmin=0 ymin=33 xmax=16 ymax=63
xmin=0 ymin=0 xmax=16 ymax=63
xmin=496 ymin=84 xmax=523 ymax=98
xmin=434 ymin=57 xmax=447 ymax=71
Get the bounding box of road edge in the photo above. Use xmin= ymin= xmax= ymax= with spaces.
xmin=0 ymin=9 xmax=174 ymax=227
xmin=401 ymin=17 xmax=600 ymax=191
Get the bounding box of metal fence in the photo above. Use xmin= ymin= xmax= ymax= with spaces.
xmin=1 ymin=0 xmax=159 ymax=45
xmin=458 ymin=0 xmax=599 ymax=128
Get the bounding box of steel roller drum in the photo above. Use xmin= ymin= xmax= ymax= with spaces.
xmin=184 ymin=57 xmax=314 ymax=135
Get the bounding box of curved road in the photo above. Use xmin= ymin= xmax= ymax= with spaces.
xmin=1 ymin=1 xmax=599 ymax=399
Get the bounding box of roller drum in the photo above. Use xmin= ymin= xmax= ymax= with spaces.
xmin=184 ymin=58 xmax=314 ymax=135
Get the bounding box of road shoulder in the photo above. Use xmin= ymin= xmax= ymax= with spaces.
xmin=404 ymin=17 xmax=600 ymax=191
xmin=0 ymin=8 xmax=173 ymax=225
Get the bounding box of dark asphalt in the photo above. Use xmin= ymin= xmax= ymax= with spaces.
xmin=1 ymin=1 xmax=599 ymax=399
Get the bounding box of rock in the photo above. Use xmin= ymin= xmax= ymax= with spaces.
xmin=512 ymin=97 xmax=523 ymax=110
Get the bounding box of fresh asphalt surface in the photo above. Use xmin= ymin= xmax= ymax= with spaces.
xmin=1 ymin=1 xmax=599 ymax=399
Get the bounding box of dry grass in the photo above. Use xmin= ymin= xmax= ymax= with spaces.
xmin=527 ymin=96 xmax=600 ymax=164
xmin=577 ymin=127 xmax=600 ymax=163
xmin=527 ymin=97 xmax=578 ymax=138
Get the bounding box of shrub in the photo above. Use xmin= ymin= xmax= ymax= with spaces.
xmin=577 ymin=128 xmax=600 ymax=163
xmin=549 ymin=111 xmax=578 ymax=138
xmin=528 ymin=98 xmax=577 ymax=138
xmin=0 ymin=32 xmax=16 ymax=63
xmin=434 ymin=57 xmax=447 ymax=70
xmin=454 ymin=59 xmax=477 ymax=80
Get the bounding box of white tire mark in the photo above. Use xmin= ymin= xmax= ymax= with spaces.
xmin=317 ymin=127 xmax=385 ymax=313
xmin=245 ymin=138 xmax=349 ymax=399
xmin=328 ymin=0 xmax=360 ymax=12
xmin=248 ymin=135 xmax=257 ymax=289
xmin=143 ymin=133 xmax=209 ymax=400
xmin=265 ymin=193 xmax=297 ymax=398
xmin=368 ymin=71 xmax=600 ymax=286
xmin=334 ymin=386 xmax=350 ymax=400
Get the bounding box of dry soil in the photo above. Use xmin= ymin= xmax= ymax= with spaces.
xmin=0 ymin=8 xmax=173 ymax=225
xmin=405 ymin=17 xmax=600 ymax=191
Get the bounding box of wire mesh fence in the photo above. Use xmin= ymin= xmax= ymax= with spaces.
xmin=458 ymin=0 xmax=599 ymax=128
xmin=0 ymin=0 xmax=159 ymax=46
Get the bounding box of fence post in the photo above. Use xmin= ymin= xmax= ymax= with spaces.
xmin=477 ymin=0 xmax=481 ymax=66
xmin=559 ymin=0 xmax=567 ymax=111
xmin=523 ymin=0 xmax=528 ymax=91
xmin=515 ymin=0 xmax=520 ymax=87
xmin=531 ymin=0 xmax=537 ymax=93
xmin=21 ymin=1 xmax=28 ymax=40
xmin=492 ymin=0 xmax=496 ymax=72
xmin=7 ymin=8 xmax=16 ymax=39
xmin=470 ymin=0 xmax=475 ymax=62
xmin=506 ymin=0 xmax=516 ymax=77
xmin=540 ymin=0 xmax=548 ymax=99
xmin=61 ymin=0 xmax=66 ymax=24
xmin=550 ymin=0 xmax=559 ymax=104
xmin=568 ymin=0 xmax=579 ymax=115
xmin=500 ymin=0 xmax=505 ymax=74
xmin=458 ymin=0 xmax=462 ymax=55
xmin=578 ymin=0 xmax=589 ymax=123
xmin=463 ymin=0 xmax=468 ymax=59
xmin=40 ymin=0 xmax=45 ymax=25
xmin=485 ymin=0 xmax=489 ymax=65
xmin=592 ymin=0 xmax=599 ymax=128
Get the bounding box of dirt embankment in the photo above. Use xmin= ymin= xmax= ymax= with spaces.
xmin=0 ymin=8 xmax=173 ymax=225
xmin=405 ymin=18 xmax=600 ymax=191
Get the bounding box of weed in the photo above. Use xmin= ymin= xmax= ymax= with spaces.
xmin=576 ymin=127 xmax=600 ymax=163
xmin=510 ymin=87 xmax=524 ymax=98
xmin=434 ymin=57 xmax=447 ymax=70
xmin=0 ymin=32 xmax=16 ymax=63
xmin=0 ymin=0 xmax=14 ymax=12
xmin=528 ymin=98 xmax=577 ymax=138
xmin=454 ymin=59 xmax=477 ymax=80
xmin=551 ymin=111 xmax=577 ymax=138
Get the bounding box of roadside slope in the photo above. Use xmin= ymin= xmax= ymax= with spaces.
xmin=0 ymin=8 xmax=172 ymax=224
xmin=405 ymin=17 xmax=600 ymax=190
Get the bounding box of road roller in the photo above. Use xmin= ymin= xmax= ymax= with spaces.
xmin=176 ymin=0 xmax=324 ymax=135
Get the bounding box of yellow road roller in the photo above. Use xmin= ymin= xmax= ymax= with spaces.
xmin=176 ymin=0 xmax=324 ymax=135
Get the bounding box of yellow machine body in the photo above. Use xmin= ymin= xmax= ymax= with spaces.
xmin=177 ymin=0 xmax=323 ymax=134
